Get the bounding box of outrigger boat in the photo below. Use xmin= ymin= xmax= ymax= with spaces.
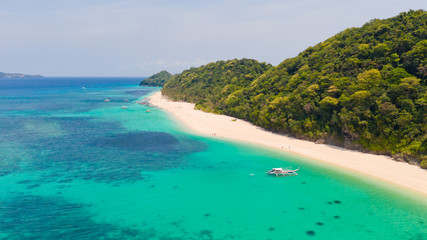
xmin=266 ymin=167 xmax=300 ymax=176
xmin=136 ymin=100 xmax=150 ymax=105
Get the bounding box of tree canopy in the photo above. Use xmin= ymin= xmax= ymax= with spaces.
xmin=163 ymin=58 xmax=272 ymax=112
xmin=140 ymin=71 xmax=173 ymax=87
xmin=162 ymin=10 xmax=427 ymax=167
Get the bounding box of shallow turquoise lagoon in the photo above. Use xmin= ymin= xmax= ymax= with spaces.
xmin=0 ymin=77 xmax=426 ymax=239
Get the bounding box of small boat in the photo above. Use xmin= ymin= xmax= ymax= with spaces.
xmin=121 ymin=106 xmax=128 ymax=109
xmin=266 ymin=167 xmax=300 ymax=176
xmin=146 ymin=110 xmax=151 ymax=113
xmin=136 ymin=100 xmax=149 ymax=105
xmin=104 ymin=98 xmax=110 ymax=102
xmin=81 ymin=86 xmax=86 ymax=90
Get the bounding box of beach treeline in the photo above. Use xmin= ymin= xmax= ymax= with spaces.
xmin=140 ymin=70 xmax=173 ymax=87
xmin=162 ymin=10 xmax=427 ymax=167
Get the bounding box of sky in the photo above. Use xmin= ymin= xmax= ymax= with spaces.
xmin=0 ymin=0 xmax=425 ymax=77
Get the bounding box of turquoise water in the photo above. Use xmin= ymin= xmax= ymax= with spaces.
xmin=0 ymin=77 xmax=426 ymax=240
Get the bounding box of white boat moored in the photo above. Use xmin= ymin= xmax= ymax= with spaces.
xmin=266 ymin=167 xmax=300 ymax=176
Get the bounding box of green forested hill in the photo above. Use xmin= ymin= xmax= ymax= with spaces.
xmin=140 ymin=70 xmax=172 ymax=86
xmin=163 ymin=59 xmax=272 ymax=111
xmin=162 ymin=10 xmax=427 ymax=167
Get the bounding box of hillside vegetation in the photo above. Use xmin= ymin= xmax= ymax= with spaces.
xmin=163 ymin=59 xmax=272 ymax=111
xmin=162 ymin=10 xmax=427 ymax=167
xmin=140 ymin=71 xmax=172 ymax=87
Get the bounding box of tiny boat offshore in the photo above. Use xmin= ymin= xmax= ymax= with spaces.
xmin=266 ymin=167 xmax=300 ymax=176
xmin=136 ymin=100 xmax=149 ymax=105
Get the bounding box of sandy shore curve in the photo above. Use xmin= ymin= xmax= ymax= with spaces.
xmin=148 ymin=91 xmax=427 ymax=196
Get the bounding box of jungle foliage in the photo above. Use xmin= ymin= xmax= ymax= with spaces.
xmin=140 ymin=71 xmax=173 ymax=87
xmin=162 ymin=10 xmax=427 ymax=167
xmin=163 ymin=58 xmax=272 ymax=111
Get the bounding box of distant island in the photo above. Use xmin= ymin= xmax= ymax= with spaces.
xmin=0 ymin=72 xmax=43 ymax=78
xmin=140 ymin=70 xmax=172 ymax=87
xmin=161 ymin=10 xmax=427 ymax=168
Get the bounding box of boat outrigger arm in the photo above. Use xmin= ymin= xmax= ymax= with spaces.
xmin=266 ymin=167 xmax=300 ymax=176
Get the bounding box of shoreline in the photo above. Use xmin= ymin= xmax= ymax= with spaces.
xmin=148 ymin=91 xmax=427 ymax=197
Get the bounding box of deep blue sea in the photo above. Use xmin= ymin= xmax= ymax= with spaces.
xmin=0 ymin=77 xmax=426 ymax=240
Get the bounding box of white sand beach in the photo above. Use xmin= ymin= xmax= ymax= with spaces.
xmin=148 ymin=91 xmax=427 ymax=196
